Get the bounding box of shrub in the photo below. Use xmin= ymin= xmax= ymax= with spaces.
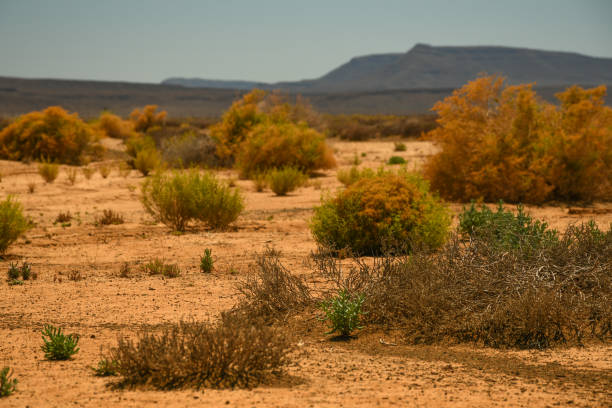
xmin=20 ymin=262 xmax=32 ymax=280
xmin=200 ymin=249 xmax=214 ymax=273
xmin=125 ymin=134 xmax=156 ymax=158
xmin=252 ymin=172 xmax=268 ymax=192
xmin=133 ymin=148 xmax=161 ymax=176
xmin=0 ymin=367 xmax=17 ymax=397
xmin=424 ymin=76 xmax=612 ymax=203
xmin=98 ymin=164 xmax=111 ymax=179
xmin=336 ymin=166 xmax=376 ymax=187
xmin=311 ymin=173 xmax=451 ymax=255
xmin=143 ymin=258 xmax=181 ymax=278
xmin=161 ymin=131 xmax=220 ymax=168
xmin=394 ymin=141 xmax=407 ymax=152
xmin=141 ymin=170 xmax=244 ymax=231
xmin=7 ymin=263 xmax=20 ymax=281
xmin=97 ymin=112 xmax=137 ymax=139
xmin=41 ymin=324 xmax=80 ymax=360
xmin=55 ymin=211 xmax=72 ymax=224
xmin=320 ymin=290 xmax=365 ymax=337
xmin=324 ymin=114 xmax=438 ymax=141
xmin=82 ymin=167 xmax=95 ymax=180
xmin=129 ymin=105 xmax=167 ymax=133
xmin=387 ymin=156 xmax=406 ymax=165
xmin=109 ymin=314 xmax=292 ymax=389
xmin=459 ymin=201 xmax=558 ymax=250
xmin=0 ymin=106 xmax=103 ymax=165
xmin=65 ymin=167 xmax=78 ymax=185
xmin=236 ymin=121 xmax=335 ymax=178
xmin=93 ymin=358 xmax=118 ymax=377
xmin=38 ymin=161 xmax=59 ymax=183
xmin=95 ymin=209 xmax=124 ymax=226
xmin=314 ymin=221 xmax=611 ymax=349
xmin=0 ymin=196 xmax=31 ymax=255
xmin=267 ymin=167 xmax=307 ymax=196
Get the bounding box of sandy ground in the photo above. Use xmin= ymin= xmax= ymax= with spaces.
xmin=0 ymin=139 xmax=611 ymax=407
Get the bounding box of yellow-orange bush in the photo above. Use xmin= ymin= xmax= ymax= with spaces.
xmin=130 ymin=105 xmax=167 ymax=133
xmin=0 ymin=106 xmax=103 ymax=165
xmin=424 ymin=76 xmax=611 ymax=203
xmin=210 ymin=90 xmax=336 ymax=175
xmin=97 ymin=112 xmax=138 ymax=139
xmin=236 ymin=121 xmax=336 ymax=178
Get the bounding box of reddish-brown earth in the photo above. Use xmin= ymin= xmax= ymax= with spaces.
xmin=1 ymin=139 xmax=610 ymax=407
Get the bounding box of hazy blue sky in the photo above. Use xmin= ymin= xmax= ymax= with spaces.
xmin=1 ymin=0 xmax=611 ymax=83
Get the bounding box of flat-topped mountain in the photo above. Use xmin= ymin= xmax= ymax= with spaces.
xmin=164 ymin=44 xmax=612 ymax=92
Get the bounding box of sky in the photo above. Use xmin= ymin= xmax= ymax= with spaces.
xmin=1 ymin=0 xmax=611 ymax=84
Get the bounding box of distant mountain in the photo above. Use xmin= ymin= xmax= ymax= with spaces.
xmin=162 ymin=77 xmax=266 ymax=90
xmin=164 ymin=44 xmax=612 ymax=92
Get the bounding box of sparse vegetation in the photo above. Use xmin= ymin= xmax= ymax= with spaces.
xmin=311 ymin=172 xmax=451 ymax=255
xmin=82 ymin=167 xmax=95 ymax=180
xmin=387 ymin=156 xmax=406 ymax=165
xmin=97 ymin=112 xmax=137 ymax=140
xmin=95 ymin=209 xmax=124 ymax=226
xmin=133 ymin=148 xmax=161 ymax=176
xmin=161 ymin=131 xmax=220 ymax=168
xmin=129 ymin=105 xmax=167 ymax=133
xmin=142 ymin=258 xmax=181 ymax=278
xmin=141 ymin=169 xmax=244 ymax=231
xmin=252 ymin=171 xmax=268 ymax=192
xmin=336 ymin=166 xmax=376 ymax=187
xmin=109 ymin=314 xmax=292 ymax=389
xmin=325 ymin=113 xmax=437 ymax=141
xmin=0 ymin=367 xmax=18 ymax=397
xmin=394 ymin=141 xmax=407 ymax=152
xmin=267 ymin=167 xmax=307 ymax=196
xmin=55 ymin=211 xmax=72 ymax=224
xmin=0 ymin=106 xmax=103 ymax=164
xmin=93 ymin=358 xmax=119 ymax=377
xmin=98 ymin=164 xmax=111 ymax=179
xmin=0 ymin=196 xmax=31 ymax=255
xmin=320 ymin=290 xmax=366 ymax=337
xmin=38 ymin=161 xmax=59 ymax=183
xmin=65 ymin=167 xmax=78 ymax=185
xmin=41 ymin=324 xmax=80 ymax=360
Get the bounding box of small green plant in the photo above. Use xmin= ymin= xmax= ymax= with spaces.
xmin=0 ymin=366 xmax=18 ymax=397
xmin=394 ymin=141 xmax=407 ymax=152
xmin=20 ymin=262 xmax=32 ymax=280
xmin=133 ymin=148 xmax=161 ymax=176
xmin=93 ymin=358 xmax=119 ymax=376
xmin=41 ymin=324 xmax=80 ymax=360
xmin=320 ymin=290 xmax=366 ymax=337
xmin=0 ymin=196 xmax=31 ymax=255
xmin=38 ymin=161 xmax=59 ymax=183
xmin=459 ymin=201 xmax=558 ymax=250
xmin=267 ymin=167 xmax=307 ymax=196
xmin=143 ymin=258 xmax=181 ymax=278
xmin=7 ymin=262 xmax=20 ymax=281
xmin=200 ymin=248 xmax=214 ymax=273
xmin=387 ymin=156 xmax=406 ymax=165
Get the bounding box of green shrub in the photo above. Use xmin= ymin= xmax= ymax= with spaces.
xmin=41 ymin=324 xmax=80 ymax=360
xmin=336 ymin=166 xmax=376 ymax=187
xmin=320 ymin=290 xmax=365 ymax=337
xmin=0 ymin=367 xmax=17 ymax=397
xmin=252 ymin=172 xmax=268 ymax=192
xmin=267 ymin=167 xmax=307 ymax=196
xmin=20 ymin=262 xmax=32 ymax=280
xmin=142 ymin=258 xmax=181 ymax=278
xmin=0 ymin=196 xmax=31 ymax=255
xmin=38 ymin=161 xmax=59 ymax=183
xmin=141 ymin=170 xmax=244 ymax=231
xmin=0 ymin=106 xmax=103 ymax=165
xmin=311 ymin=173 xmax=451 ymax=255
xmin=125 ymin=134 xmax=156 ymax=158
xmin=133 ymin=148 xmax=161 ymax=176
xmin=459 ymin=201 xmax=558 ymax=251
xmin=394 ymin=142 xmax=407 ymax=152
xmin=97 ymin=112 xmax=137 ymax=140
xmin=387 ymin=156 xmax=406 ymax=165
xmin=200 ymin=249 xmax=214 ymax=273
xmin=109 ymin=314 xmax=292 ymax=389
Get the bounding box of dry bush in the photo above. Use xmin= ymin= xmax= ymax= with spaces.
xmin=0 ymin=196 xmax=31 ymax=255
xmin=141 ymin=170 xmax=244 ymax=231
xmin=98 ymin=164 xmax=111 ymax=179
xmin=109 ymin=314 xmax=292 ymax=389
xmin=424 ymin=76 xmax=612 ymax=203
xmin=324 ymin=114 xmax=437 ymax=141
xmin=0 ymin=106 xmax=103 ymax=165
xmin=234 ymin=249 xmax=312 ymax=321
xmin=142 ymin=258 xmax=180 ymax=278
xmin=65 ymin=167 xmax=78 ymax=185
xmin=95 ymin=209 xmax=124 ymax=226
xmin=82 ymin=167 xmax=95 ymax=180
xmin=314 ymin=221 xmax=611 ymax=349
xmin=311 ymin=172 xmax=451 ymax=255
xmin=236 ymin=121 xmax=336 ymax=178
xmin=55 ymin=211 xmax=72 ymax=223
xmin=161 ymin=131 xmax=220 ymax=168
xmin=97 ymin=112 xmax=137 ymax=139
xmin=129 ymin=105 xmax=167 ymax=133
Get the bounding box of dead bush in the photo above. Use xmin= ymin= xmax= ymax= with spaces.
xmin=161 ymin=131 xmax=220 ymax=168
xmin=95 ymin=210 xmax=124 ymax=226
xmin=314 ymin=221 xmax=611 ymax=349
xmin=324 ymin=114 xmax=437 ymax=141
xmin=109 ymin=314 xmax=292 ymax=389
xmin=234 ymin=249 xmax=312 ymax=321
